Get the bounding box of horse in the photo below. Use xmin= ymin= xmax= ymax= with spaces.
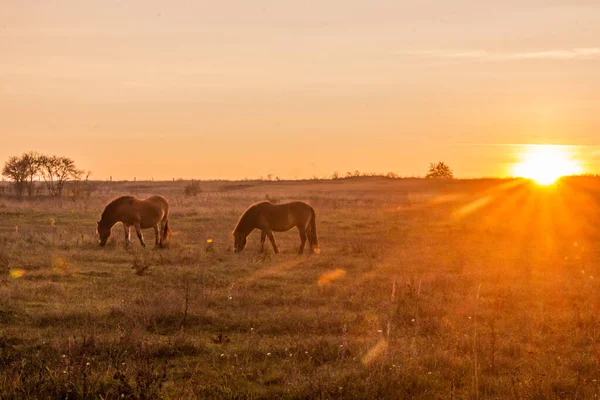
xmin=233 ymin=201 xmax=319 ymax=254
xmin=97 ymin=195 xmax=171 ymax=248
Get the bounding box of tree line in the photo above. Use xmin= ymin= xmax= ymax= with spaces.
xmin=1 ymin=152 xmax=85 ymax=197
xmin=330 ymin=162 xmax=454 ymax=180
xmin=1 ymin=153 xmax=454 ymax=198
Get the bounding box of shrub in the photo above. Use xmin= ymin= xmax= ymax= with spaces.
xmin=183 ymin=180 xmax=202 ymax=196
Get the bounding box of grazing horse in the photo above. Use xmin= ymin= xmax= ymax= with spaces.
xmin=233 ymin=201 xmax=319 ymax=254
xmin=97 ymin=195 xmax=171 ymax=248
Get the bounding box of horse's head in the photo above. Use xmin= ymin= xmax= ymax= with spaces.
xmin=233 ymin=230 xmax=247 ymax=253
xmin=97 ymin=221 xmax=111 ymax=246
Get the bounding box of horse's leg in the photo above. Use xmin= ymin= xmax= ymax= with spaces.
xmin=306 ymin=226 xmax=314 ymax=249
xmin=260 ymin=230 xmax=266 ymax=251
xmin=297 ymin=226 xmax=307 ymax=255
xmin=134 ymin=222 xmax=147 ymax=248
xmin=159 ymin=218 xmax=166 ymax=247
xmin=123 ymin=223 xmax=131 ymax=246
xmin=266 ymin=231 xmax=279 ymax=254
xmin=153 ymin=224 xmax=160 ymax=247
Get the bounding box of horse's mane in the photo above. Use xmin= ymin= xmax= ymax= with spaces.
xmin=233 ymin=201 xmax=271 ymax=234
xmin=100 ymin=195 xmax=135 ymax=222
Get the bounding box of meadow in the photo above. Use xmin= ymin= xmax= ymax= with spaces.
xmin=1 ymin=177 xmax=600 ymax=399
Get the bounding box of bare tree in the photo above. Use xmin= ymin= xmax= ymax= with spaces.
xmin=39 ymin=155 xmax=83 ymax=196
xmin=2 ymin=156 xmax=28 ymax=197
xmin=426 ymin=162 xmax=454 ymax=179
xmin=22 ymin=152 xmax=42 ymax=196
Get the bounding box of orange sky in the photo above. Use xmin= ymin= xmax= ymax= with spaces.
xmin=2 ymin=1 xmax=599 ymax=180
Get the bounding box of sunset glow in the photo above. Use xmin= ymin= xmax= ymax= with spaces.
xmin=2 ymin=1 xmax=599 ymax=179
xmin=512 ymin=145 xmax=583 ymax=185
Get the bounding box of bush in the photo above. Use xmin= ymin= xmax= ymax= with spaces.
xmin=69 ymin=171 xmax=97 ymax=203
xmin=183 ymin=180 xmax=202 ymax=196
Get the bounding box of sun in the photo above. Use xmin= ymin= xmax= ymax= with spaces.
xmin=512 ymin=145 xmax=583 ymax=185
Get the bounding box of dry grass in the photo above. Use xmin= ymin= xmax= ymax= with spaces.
xmin=1 ymin=177 xmax=600 ymax=399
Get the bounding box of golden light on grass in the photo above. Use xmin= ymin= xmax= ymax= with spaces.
xmin=361 ymin=338 xmax=388 ymax=365
xmin=51 ymin=255 xmax=71 ymax=275
xmin=512 ymin=145 xmax=583 ymax=185
xmin=453 ymin=196 xmax=491 ymax=219
xmin=317 ymin=268 xmax=346 ymax=287
xmin=9 ymin=269 xmax=26 ymax=279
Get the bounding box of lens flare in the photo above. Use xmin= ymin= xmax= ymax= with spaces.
xmin=9 ymin=269 xmax=26 ymax=279
xmin=512 ymin=145 xmax=583 ymax=185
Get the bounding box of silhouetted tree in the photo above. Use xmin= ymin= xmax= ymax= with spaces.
xmin=22 ymin=152 xmax=42 ymax=196
xmin=2 ymin=156 xmax=28 ymax=197
xmin=1 ymin=152 xmax=43 ymax=197
xmin=39 ymin=155 xmax=83 ymax=196
xmin=426 ymin=162 xmax=454 ymax=179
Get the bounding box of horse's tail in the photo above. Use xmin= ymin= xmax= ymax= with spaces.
xmin=162 ymin=217 xmax=171 ymax=243
xmin=308 ymin=207 xmax=319 ymax=253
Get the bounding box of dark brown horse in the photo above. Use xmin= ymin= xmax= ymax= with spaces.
xmin=233 ymin=201 xmax=319 ymax=254
xmin=97 ymin=195 xmax=171 ymax=247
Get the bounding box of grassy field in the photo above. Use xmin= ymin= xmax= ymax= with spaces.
xmin=1 ymin=177 xmax=600 ymax=399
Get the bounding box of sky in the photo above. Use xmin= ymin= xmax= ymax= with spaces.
xmin=1 ymin=0 xmax=599 ymax=180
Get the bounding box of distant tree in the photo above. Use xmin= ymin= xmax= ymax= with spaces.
xmin=2 ymin=156 xmax=28 ymax=197
xmin=426 ymin=162 xmax=454 ymax=179
xmin=386 ymin=172 xmax=399 ymax=179
xmin=39 ymin=155 xmax=83 ymax=196
xmin=22 ymin=151 xmax=42 ymax=196
xmin=1 ymin=152 xmax=42 ymax=197
xmin=331 ymin=171 xmax=340 ymax=179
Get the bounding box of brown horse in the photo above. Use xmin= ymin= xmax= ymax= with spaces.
xmin=233 ymin=201 xmax=319 ymax=254
xmin=97 ymin=195 xmax=171 ymax=247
